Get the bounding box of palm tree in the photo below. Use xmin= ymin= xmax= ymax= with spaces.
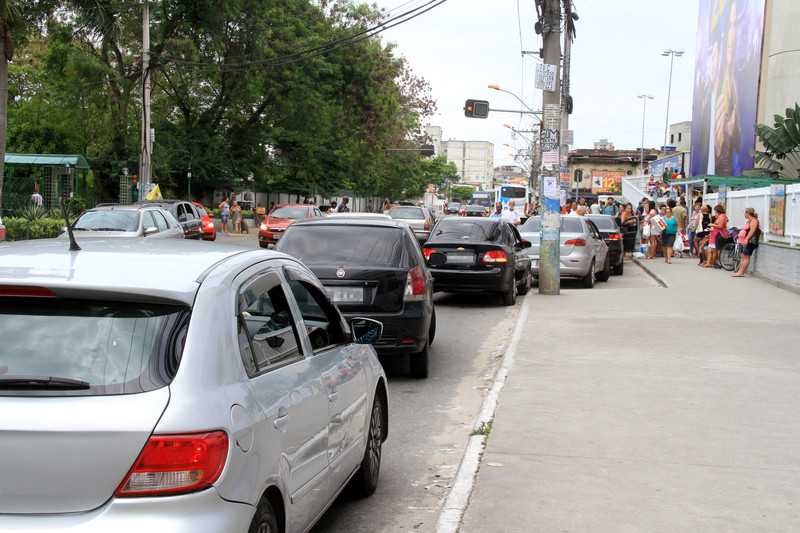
xmin=753 ymin=104 xmax=800 ymax=179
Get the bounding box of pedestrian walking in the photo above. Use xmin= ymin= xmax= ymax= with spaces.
xmin=688 ymin=199 xmax=703 ymax=256
xmin=231 ymin=200 xmax=242 ymax=233
xmin=732 ymin=208 xmax=761 ymax=277
xmin=337 ymin=198 xmax=350 ymax=213
xmin=695 ymin=205 xmax=712 ymax=264
xmin=502 ymin=200 xmax=522 ymax=225
xmin=662 ymin=207 xmax=678 ymax=264
xmin=619 ymin=204 xmax=637 ymax=257
xmin=218 ymin=197 xmax=230 ymax=234
xmin=590 ymin=200 xmax=601 ymax=214
xmin=602 ymin=197 xmax=618 ymax=216
xmin=31 ymin=183 xmax=44 ymax=207
xmin=703 ymin=204 xmax=729 ymax=268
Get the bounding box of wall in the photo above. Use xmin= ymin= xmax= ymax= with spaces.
xmin=443 ymin=141 xmax=494 ymax=188
xmin=752 ymin=243 xmax=800 ymax=292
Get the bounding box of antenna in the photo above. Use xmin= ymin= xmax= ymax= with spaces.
xmin=61 ymin=195 xmax=81 ymax=252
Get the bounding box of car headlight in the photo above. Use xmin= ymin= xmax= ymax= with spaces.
xmin=260 ymin=223 xmax=268 ymax=231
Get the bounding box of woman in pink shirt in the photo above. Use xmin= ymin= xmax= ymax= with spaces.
xmin=703 ymin=204 xmax=728 ymax=268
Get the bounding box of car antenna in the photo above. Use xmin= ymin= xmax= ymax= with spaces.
xmin=61 ymin=195 xmax=81 ymax=252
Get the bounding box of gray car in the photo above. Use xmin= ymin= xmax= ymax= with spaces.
xmin=67 ymin=204 xmax=184 ymax=239
xmin=519 ymin=215 xmax=611 ymax=288
xmin=0 ymin=239 xmax=388 ymax=533
xmin=387 ymin=205 xmax=434 ymax=243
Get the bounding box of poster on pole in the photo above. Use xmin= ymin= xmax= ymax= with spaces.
xmin=535 ymin=64 xmax=558 ymax=92
xmin=769 ymin=184 xmax=786 ymax=236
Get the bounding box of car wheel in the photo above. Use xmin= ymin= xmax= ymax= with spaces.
xmin=428 ymin=310 xmax=436 ymax=346
xmin=596 ymin=255 xmax=611 ymax=282
xmin=349 ymin=392 xmax=385 ymax=497
xmin=502 ymin=277 xmax=517 ymax=306
xmin=518 ymin=269 xmax=532 ymax=295
xmin=248 ymin=495 xmax=279 ymax=533
xmin=409 ymin=346 xmax=429 ymax=379
xmin=582 ymin=259 xmax=596 ymax=289
xmin=259 ymin=242 xmax=268 ymax=249
xmin=613 ymin=259 xmax=624 ymax=276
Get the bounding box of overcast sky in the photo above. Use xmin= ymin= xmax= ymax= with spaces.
xmin=372 ymin=0 xmax=699 ymax=166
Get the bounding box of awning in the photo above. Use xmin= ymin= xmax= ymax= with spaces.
xmin=5 ymin=153 xmax=90 ymax=169
xmin=669 ymin=176 xmax=800 ymax=189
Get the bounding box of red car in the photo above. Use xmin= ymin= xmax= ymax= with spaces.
xmin=259 ymin=204 xmax=322 ymax=248
xmin=192 ymin=201 xmax=216 ymax=241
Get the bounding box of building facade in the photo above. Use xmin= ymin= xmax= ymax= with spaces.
xmin=493 ymin=165 xmax=527 ymax=187
xmin=568 ymin=148 xmax=660 ymax=194
xmin=424 ymin=125 xmax=444 ymax=157
xmin=442 ymin=140 xmax=495 ymax=189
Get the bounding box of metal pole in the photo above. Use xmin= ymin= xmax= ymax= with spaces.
xmin=664 ymin=53 xmax=675 ymax=148
xmin=139 ymin=1 xmax=152 ymax=194
xmin=538 ymin=0 xmax=562 ymax=296
xmin=638 ymin=95 xmax=653 ymax=174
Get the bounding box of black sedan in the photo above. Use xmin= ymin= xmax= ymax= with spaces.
xmin=422 ymin=218 xmax=533 ymax=306
xmin=586 ymin=215 xmax=625 ymax=275
xmin=277 ymin=218 xmax=436 ymax=378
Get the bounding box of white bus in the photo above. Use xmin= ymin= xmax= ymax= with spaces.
xmin=496 ymin=183 xmax=529 ymax=210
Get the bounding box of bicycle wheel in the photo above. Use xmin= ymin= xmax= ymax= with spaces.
xmin=718 ymin=243 xmax=738 ymax=271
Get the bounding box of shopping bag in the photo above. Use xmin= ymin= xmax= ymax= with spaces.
xmin=651 ymin=214 xmax=667 ymax=231
xmin=642 ymin=223 xmax=651 ymax=238
xmin=673 ymin=233 xmax=684 ymax=252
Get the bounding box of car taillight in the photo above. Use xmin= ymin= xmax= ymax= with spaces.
xmin=423 ymin=247 xmax=437 ymax=261
xmin=564 ymin=239 xmax=586 ymax=246
xmin=115 ymin=431 xmax=228 ymax=497
xmin=404 ymin=265 xmax=426 ymax=301
xmin=482 ymin=250 xmax=508 ymax=264
xmin=607 ymin=233 xmax=622 ymax=241
xmin=0 ymin=286 xmax=55 ymax=298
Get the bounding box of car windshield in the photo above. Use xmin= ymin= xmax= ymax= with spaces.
xmin=270 ymin=207 xmax=308 ymax=219
xmin=389 ymin=207 xmax=425 ymax=220
xmin=0 ymin=299 xmax=187 ymax=397
xmin=587 ymin=217 xmax=619 ymax=230
xmin=74 ymin=210 xmax=139 ymax=232
xmin=277 ymin=225 xmax=404 ymax=266
xmin=432 ymin=220 xmax=497 ymax=241
xmin=521 ymin=217 xmax=584 ymax=233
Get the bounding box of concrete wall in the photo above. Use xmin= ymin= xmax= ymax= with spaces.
xmin=753 ymin=243 xmax=800 ymax=293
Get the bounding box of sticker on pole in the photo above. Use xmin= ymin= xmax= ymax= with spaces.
xmin=535 ymin=64 xmax=558 ymax=92
xmin=543 ymin=175 xmax=559 ymax=200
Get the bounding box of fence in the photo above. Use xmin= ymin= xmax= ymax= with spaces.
xmin=704 ymin=183 xmax=800 ymax=247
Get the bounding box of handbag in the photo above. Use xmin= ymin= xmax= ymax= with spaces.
xmin=642 ymin=223 xmax=651 ymax=238
xmin=673 ymin=233 xmax=684 ymax=252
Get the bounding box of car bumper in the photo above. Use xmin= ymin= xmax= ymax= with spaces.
xmin=430 ymin=267 xmax=510 ymax=293
xmin=343 ymin=301 xmax=429 ymax=355
xmin=529 ymin=253 xmax=592 ymax=279
xmin=0 ymin=488 xmax=253 ymax=533
xmin=258 ymin=232 xmax=285 ymax=246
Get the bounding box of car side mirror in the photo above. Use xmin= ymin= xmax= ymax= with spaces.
xmin=144 ymin=226 xmax=158 ymax=236
xmin=351 ymin=317 xmax=383 ymax=345
xmin=427 ymin=251 xmax=447 ymax=268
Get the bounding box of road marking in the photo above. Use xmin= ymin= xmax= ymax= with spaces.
xmin=434 ymin=295 xmax=531 ymax=533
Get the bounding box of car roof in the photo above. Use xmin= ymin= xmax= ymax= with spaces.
xmin=438 ymin=216 xmax=499 ymax=225
xmin=326 ymin=213 xmax=392 ymax=219
xmin=291 ymin=217 xmax=409 ymax=230
xmin=273 ymin=204 xmax=312 ymax=209
xmin=0 ymin=239 xmax=273 ymax=305
xmin=90 ymin=204 xmax=153 ymax=212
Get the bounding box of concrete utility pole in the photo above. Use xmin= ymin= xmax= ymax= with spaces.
xmin=538 ymin=0 xmax=563 ymax=295
xmin=139 ymin=1 xmax=153 ymax=195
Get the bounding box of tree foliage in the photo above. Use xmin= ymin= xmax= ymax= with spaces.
xmin=5 ymin=0 xmax=439 ymax=204
xmin=754 ymin=104 xmax=800 ymax=179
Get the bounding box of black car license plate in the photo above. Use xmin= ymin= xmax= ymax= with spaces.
xmin=326 ymin=286 xmax=365 ymax=304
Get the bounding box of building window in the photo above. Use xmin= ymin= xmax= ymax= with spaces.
xmin=678 ymin=133 xmax=682 ymax=142
xmin=670 ymin=134 xmax=674 ymax=144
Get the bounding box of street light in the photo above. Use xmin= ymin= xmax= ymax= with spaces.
xmin=638 ymin=94 xmax=655 ymax=174
xmin=503 ymin=123 xmax=534 ymax=144
xmin=488 ymin=84 xmax=538 ymax=115
xmin=661 ymin=49 xmax=684 ymax=148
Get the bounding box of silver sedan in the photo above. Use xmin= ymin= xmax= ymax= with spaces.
xmin=0 ymin=239 xmax=388 ymax=533
xmin=519 ymin=215 xmax=611 ymax=288
xmin=66 ymin=204 xmax=184 ymax=239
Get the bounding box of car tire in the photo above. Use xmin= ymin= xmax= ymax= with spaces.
xmin=518 ymin=270 xmax=533 ymax=295
xmin=596 ymin=255 xmax=611 ymax=282
xmin=582 ymin=259 xmax=596 ymax=289
xmin=502 ymin=277 xmax=517 ymax=306
xmin=428 ymin=310 xmax=436 ymax=346
xmin=349 ymin=392 xmax=385 ymax=497
xmin=259 ymin=242 xmax=268 ymax=249
xmin=410 ymin=346 xmax=429 ymax=379
xmin=248 ymin=495 xmax=279 ymax=533
xmin=613 ymin=259 xmax=624 ymax=276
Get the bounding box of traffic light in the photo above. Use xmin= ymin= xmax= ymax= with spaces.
xmin=574 ymin=168 xmax=583 ymax=183
xmin=464 ymin=99 xmax=490 ymax=119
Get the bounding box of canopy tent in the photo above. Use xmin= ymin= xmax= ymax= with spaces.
xmin=3 ymin=153 xmax=92 ymax=213
xmin=668 ymin=175 xmax=800 ymax=189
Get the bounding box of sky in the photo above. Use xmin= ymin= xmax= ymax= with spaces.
xmin=371 ymin=0 xmax=700 ymax=166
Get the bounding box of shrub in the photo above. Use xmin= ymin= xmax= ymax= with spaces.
xmin=4 ymin=217 xmax=65 ymax=241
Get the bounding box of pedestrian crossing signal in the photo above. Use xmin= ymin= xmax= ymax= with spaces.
xmin=464 ymin=99 xmax=490 ymax=119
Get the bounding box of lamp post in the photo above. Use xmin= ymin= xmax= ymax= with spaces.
xmin=488 ymin=84 xmax=538 ymax=115
xmin=638 ymin=94 xmax=654 ymax=174
xmin=187 ymin=168 xmax=192 ymax=200
xmin=662 ymin=49 xmax=684 ymax=148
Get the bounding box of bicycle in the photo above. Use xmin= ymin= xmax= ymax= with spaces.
xmin=718 ymin=241 xmax=741 ymax=272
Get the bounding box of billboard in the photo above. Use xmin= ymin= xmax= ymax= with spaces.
xmin=690 ymin=0 xmax=766 ymax=177
xmin=590 ymin=170 xmax=624 ymax=194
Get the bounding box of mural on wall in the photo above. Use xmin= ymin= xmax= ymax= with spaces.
xmin=690 ymin=0 xmax=766 ymax=177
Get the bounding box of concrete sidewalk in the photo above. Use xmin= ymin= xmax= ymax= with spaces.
xmin=461 ymin=258 xmax=800 ymax=532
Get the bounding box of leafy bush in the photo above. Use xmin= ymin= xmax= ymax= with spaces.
xmin=4 ymin=217 xmax=65 ymax=241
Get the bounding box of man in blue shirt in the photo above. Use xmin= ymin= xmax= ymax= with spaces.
xmin=601 ymin=198 xmax=618 ymax=216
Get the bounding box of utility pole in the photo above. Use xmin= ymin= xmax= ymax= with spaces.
xmin=638 ymin=94 xmax=654 ymax=174
xmin=139 ymin=1 xmax=152 ymax=196
xmin=537 ymin=0 xmax=563 ymax=295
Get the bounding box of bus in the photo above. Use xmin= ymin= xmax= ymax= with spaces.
xmin=470 ymin=190 xmax=495 ymax=209
xmin=496 ymin=183 xmax=529 ymax=210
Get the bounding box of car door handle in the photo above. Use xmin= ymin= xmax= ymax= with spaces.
xmin=273 ymin=407 xmax=289 ymax=430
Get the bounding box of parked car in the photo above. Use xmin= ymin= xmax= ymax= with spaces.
xmin=422 ymin=217 xmax=533 ymax=306
xmin=277 ymin=218 xmax=436 ymax=378
xmin=68 ymin=204 xmax=184 ymax=240
xmin=445 ymin=202 xmax=461 ymax=215
xmin=137 ymin=200 xmax=204 ymax=239
xmin=519 ymin=215 xmax=611 ymax=288
xmin=387 ymin=205 xmax=434 ymax=243
xmin=192 ymin=201 xmax=217 ymax=241
xmin=0 ymin=238 xmax=388 ymax=533
xmin=0 ymin=217 xmax=5 ymax=241
xmin=461 ymin=204 xmax=487 ymax=217
xmin=326 ymin=213 xmax=392 ymax=220
xmin=586 ymin=214 xmax=624 ymax=275
xmin=259 ymin=204 xmax=323 ymax=248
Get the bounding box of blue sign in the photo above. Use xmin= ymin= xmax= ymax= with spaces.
xmin=649 ymin=153 xmax=684 ymax=177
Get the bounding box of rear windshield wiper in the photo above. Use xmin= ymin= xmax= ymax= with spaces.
xmin=0 ymin=376 xmax=91 ymax=390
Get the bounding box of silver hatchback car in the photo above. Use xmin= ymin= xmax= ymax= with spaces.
xmin=519 ymin=215 xmax=611 ymax=288
xmin=0 ymin=239 xmax=388 ymax=533
xmin=68 ymin=204 xmax=184 ymax=239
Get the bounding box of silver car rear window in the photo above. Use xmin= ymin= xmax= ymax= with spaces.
xmin=74 ymin=210 xmax=139 ymax=232
xmin=521 ymin=217 xmax=584 ymax=233
xmin=389 ymin=207 xmax=424 ymax=220
xmin=0 ymin=299 xmax=188 ymax=397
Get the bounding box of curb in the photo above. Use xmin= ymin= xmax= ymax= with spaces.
xmin=435 ymin=296 xmax=531 ymax=533
xmin=632 ymin=258 xmax=668 ymax=288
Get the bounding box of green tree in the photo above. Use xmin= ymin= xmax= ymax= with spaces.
xmin=451 ymin=185 xmax=475 ymax=202
xmin=754 ymin=104 xmax=800 ymax=179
